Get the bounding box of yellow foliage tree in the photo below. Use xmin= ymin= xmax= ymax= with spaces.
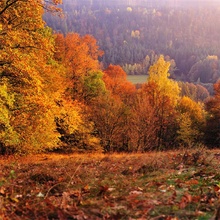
xmin=0 ymin=0 xmax=68 ymax=153
xmin=148 ymin=55 xmax=180 ymax=106
xmin=147 ymin=55 xmax=180 ymax=149
xmin=0 ymin=80 xmax=19 ymax=153
xmin=177 ymin=96 xmax=206 ymax=146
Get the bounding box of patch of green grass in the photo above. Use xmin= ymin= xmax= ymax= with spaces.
xmin=126 ymin=74 xmax=148 ymax=84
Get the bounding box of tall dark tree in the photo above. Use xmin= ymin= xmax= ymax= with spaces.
xmin=205 ymin=82 xmax=220 ymax=147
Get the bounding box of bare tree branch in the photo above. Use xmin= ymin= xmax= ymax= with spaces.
xmin=0 ymin=0 xmax=19 ymax=16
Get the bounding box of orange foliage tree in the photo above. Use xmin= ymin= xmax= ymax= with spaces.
xmin=103 ymin=65 xmax=136 ymax=103
xmin=54 ymin=33 xmax=105 ymax=152
xmin=89 ymin=65 xmax=136 ymax=152
xmin=91 ymin=94 xmax=129 ymax=152
xmin=54 ymin=33 xmax=104 ymax=103
xmin=129 ymin=83 xmax=159 ymax=152
xmin=0 ymin=0 xmax=71 ymax=153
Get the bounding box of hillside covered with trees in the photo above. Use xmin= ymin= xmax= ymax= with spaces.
xmin=0 ymin=0 xmax=220 ymax=155
xmin=44 ymin=0 xmax=220 ymax=94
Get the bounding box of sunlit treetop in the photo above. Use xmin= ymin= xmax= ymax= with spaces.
xmin=147 ymin=55 xmax=180 ymax=106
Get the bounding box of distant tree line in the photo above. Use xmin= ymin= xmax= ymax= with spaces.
xmin=44 ymin=1 xmax=220 ymax=93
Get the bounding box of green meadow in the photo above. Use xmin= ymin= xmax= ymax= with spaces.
xmin=126 ymin=75 xmax=148 ymax=84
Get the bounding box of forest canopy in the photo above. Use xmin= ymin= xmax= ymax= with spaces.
xmin=0 ymin=0 xmax=220 ymax=154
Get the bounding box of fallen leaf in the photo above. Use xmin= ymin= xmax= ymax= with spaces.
xmin=98 ymin=185 xmax=109 ymax=196
xmin=0 ymin=187 xmax=6 ymax=196
xmin=214 ymin=184 xmax=220 ymax=192
xmin=60 ymin=192 xmax=71 ymax=210
xmin=185 ymin=179 xmax=199 ymax=185
xmin=36 ymin=192 xmax=44 ymax=198
xmin=129 ymin=190 xmax=143 ymax=195
xmin=108 ymin=187 xmax=115 ymax=192
xmin=81 ymin=185 xmax=90 ymax=193
xmin=179 ymin=193 xmax=192 ymax=209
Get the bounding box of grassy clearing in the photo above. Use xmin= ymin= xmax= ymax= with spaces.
xmin=126 ymin=75 xmax=148 ymax=84
xmin=0 ymin=149 xmax=220 ymax=219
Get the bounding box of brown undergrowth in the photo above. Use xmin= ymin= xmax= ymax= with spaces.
xmin=0 ymin=149 xmax=220 ymax=219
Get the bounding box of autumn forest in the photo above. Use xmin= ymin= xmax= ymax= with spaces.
xmin=0 ymin=0 xmax=220 ymax=155
xmin=1 ymin=1 xmax=220 ymax=219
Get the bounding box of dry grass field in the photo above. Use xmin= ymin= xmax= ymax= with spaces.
xmin=0 ymin=148 xmax=220 ymax=219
